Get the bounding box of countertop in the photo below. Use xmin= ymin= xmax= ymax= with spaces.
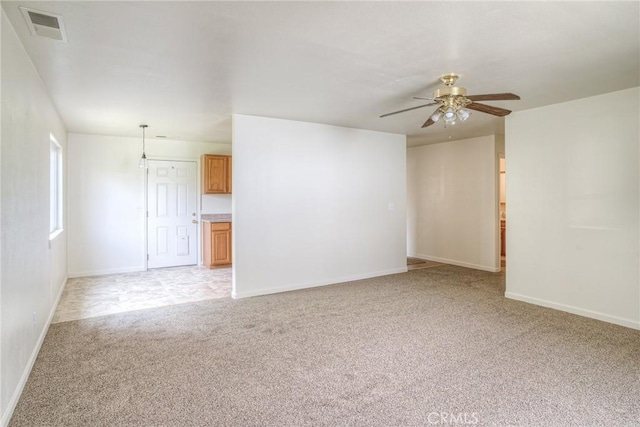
xmin=201 ymin=213 xmax=232 ymax=223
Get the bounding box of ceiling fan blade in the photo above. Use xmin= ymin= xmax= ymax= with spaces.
xmin=412 ymin=96 xmax=435 ymax=101
xmin=466 ymin=93 xmax=521 ymax=101
xmin=422 ymin=118 xmax=436 ymax=128
xmin=466 ymin=102 xmax=512 ymax=117
xmin=380 ymin=102 xmax=439 ymax=118
xmin=422 ymin=107 xmax=443 ymax=128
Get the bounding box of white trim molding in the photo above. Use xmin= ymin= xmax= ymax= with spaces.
xmin=67 ymin=266 xmax=146 ymax=279
xmin=233 ymin=267 xmax=408 ymax=299
xmin=506 ymin=291 xmax=640 ymax=331
xmin=410 ymin=253 xmax=501 ymax=273
xmin=1 ymin=276 xmax=67 ymax=427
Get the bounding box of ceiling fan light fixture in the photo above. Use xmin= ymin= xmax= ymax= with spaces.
xmin=431 ymin=110 xmax=443 ymax=122
xmin=457 ymin=108 xmax=471 ymax=122
xmin=444 ymin=107 xmax=457 ymax=122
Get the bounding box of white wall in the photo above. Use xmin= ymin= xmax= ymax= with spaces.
xmin=1 ymin=9 xmax=68 ymax=425
xmin=67 ymin=133 xmax=231 ymax=277
xmin=506 ymin=87 xmax=639 ymax=329
xmin=407 ymin=135 xmax=500 ymax=272
xmin=232 ymin=115 xmax=407 ymax=298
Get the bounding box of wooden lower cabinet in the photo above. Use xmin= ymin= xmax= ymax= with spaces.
xmin=203 ymin=221 xmax=232 ymax=268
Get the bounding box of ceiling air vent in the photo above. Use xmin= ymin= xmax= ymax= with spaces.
xmin=20 ymin=7 xmax=67 ymax=42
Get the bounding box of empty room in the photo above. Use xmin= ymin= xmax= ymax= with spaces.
xmin=1 ymin=1 xmax=639 ymax=426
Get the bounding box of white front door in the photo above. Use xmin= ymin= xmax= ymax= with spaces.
xmin=147 ymin=160 xmax=198 ymax=268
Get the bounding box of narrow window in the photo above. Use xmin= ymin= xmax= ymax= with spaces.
xmin=49 ymin=134 xmax=63 ymax=237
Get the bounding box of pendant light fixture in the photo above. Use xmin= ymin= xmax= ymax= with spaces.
xmin=138 ymin=124 xmax=148 ymax=169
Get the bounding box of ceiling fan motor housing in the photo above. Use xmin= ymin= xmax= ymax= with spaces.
xmin=434 ymin=73 xmax=468 ymax=103
xmin=434 ymin=85 xmax=467 ymax=99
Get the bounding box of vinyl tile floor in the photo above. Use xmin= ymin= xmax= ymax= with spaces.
xmin=53 ymin=266 xmax=232 ymax=323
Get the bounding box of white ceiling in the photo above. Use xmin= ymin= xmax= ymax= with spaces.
xmin=3 ymin=1 xmax=639 ymax=146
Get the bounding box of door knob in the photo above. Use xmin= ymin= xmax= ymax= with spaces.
xmin=192 ymin=219 xmax=198 ymax=224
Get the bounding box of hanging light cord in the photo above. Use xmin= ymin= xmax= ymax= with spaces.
xmin=139 ymin=124 xmax=149 ymax=169
xmin=141 ymin=124 xmax=147 ymax=155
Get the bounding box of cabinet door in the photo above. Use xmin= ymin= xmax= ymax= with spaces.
xmin=211 ymin=223 xmax=232 ymax=266
xmin=203 ymin=155 xmax=229 ymax=194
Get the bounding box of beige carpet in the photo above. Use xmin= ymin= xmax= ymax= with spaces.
xmin=10 ymin=265 xmax=640 ymax=426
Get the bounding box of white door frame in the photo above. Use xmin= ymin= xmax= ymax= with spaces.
xmin=496 ymin=152 xmax=505 ymax=270
xmin=143 ymin=155 xmax=202 ymax=270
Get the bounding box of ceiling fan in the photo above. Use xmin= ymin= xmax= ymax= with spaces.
xmin=380 ymin=73 xmax=520 ymax=128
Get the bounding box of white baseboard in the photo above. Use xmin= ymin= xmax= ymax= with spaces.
xmin=67 ymin=266 xmax=146 ymax=278
xmin=232 ymin=266 xmax=408 ymax=299
xmin=505 ymin=291 xmax=640 ymax=331
xmin=1 ymin=276 xmax=68 ymax=427
xmin=409 ymin=253 xmax=501 ymax=273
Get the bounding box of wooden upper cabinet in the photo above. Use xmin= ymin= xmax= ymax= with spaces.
xmin=202 ymin=155 xmax=232 ymax=194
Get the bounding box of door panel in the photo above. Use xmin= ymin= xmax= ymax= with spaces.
xmin=156 ymin=184 xmax=169 ymax=217
xmin=148 ymin=160 xmax=198 ymax=268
